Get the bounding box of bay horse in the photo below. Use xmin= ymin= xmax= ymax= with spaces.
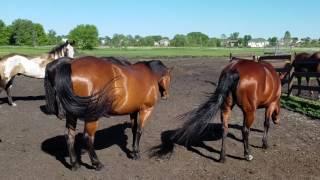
xmin=293 ymin=52 xmax=320 ymax=96
xmin=173 ymin=59 xmax=281 ymax=162
xmin=44 ymin=56 xmax=172 ymax=170
xmin=0 ymin=40 xmax=74 ymax=106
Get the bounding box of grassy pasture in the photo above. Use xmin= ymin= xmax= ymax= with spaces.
xmin=1 ymin=46 xmax=318 ymax=58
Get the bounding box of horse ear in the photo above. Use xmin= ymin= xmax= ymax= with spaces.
xmin=66 ymin=40 xmax=69 ymax=44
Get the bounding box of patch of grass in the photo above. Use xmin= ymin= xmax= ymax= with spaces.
xmin=1 ymin=46 xmax=317 ymax=59
xmin=281 ymin=94 xmax=320 ymax=119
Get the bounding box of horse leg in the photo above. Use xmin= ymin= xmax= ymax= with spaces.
xmin=242 ymin=110 xmax=255 ymax=161
xmin=65 ymin=113 xmax=80 ymax=171
xmin=306 ymin=76 xmax=313 ymax=96
xmin=262 ymin=108 xmax=272 ymax=149
xmin=297 ymin=77 xmax=302 ymax=96
xmin=5 ymin=78 xmax=16 ymax=106
xmin=83 ymin=120 xmax=104 ymax=171
xmin=131 ymin=107 xmax=154 ymax=160
xmin=219 ymin=95 xmax=233 ymax=163
xmin=130 ymin=112 xmax=139 ymax=159
xmin=317 ymin=78 xmax=320 ymax=99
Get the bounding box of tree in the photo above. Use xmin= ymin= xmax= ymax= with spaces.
xmin=7 ymin=19 xmax=48 ymax=46
xmin=207 ymin=38 xmax=221 ymax=47
xmin=68 ymin=24 xmax=99 ymax=49
xmin=171 ymin=34 xmax=187 ymax=47
xmin=268 ymin=37 xmax=278 ymax=46
xmin=111 ymin=34 xmax=126 ymax=47
xmin=283 ymin=31 xmax=291 ymax=46
xmin=32 ymin=23 xmax=47 ymax=46
xmin=229 ymin=32 xmax=240 ymax=40
xmin=243 ymin=35 xmax=252 ymax=47
xmin=0 ymin=20 xmax=10 ymax=45
xmin=186 ymin=32 xmax=209 ymax=46
xmin=9 ymin=19 xmax=35 ymax=45
xmin=47 ymin=29 xmax=61 ymax=45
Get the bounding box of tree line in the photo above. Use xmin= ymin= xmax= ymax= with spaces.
xmin=1 ymin=19 xmax=320 ymax=49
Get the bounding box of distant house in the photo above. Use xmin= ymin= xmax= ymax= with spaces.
xmin=154 ymin=39 xmax=170 ymax=47
xmin=224 ymin=39 xmax=239 ymax=47
xmin=248 ymin=38 xmax=269 ymax=48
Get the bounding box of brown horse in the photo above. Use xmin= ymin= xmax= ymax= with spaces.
xmin=173 ymin=59 xmax=281 ymax=162
xmin=44 ymin=56 xmax=172 ymax=170
xmin=293 ymin=52 xmax=320 ymax=96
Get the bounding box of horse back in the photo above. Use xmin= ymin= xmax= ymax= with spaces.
xmin=229 ymin=60 xmax=281 ymax=108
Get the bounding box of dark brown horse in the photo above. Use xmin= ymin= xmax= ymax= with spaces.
xmin=44 ymin=56 xmax=172 ymax=170
xmin=173 ymin=60 xmax=281 ymax=162
xmin=293 ymin=52 xmax=320 ymax=96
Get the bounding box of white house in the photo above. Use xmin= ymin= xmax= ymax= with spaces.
xmin=248 ymin=38 xmax=269 ymax=48
xmin=154 ymin=39 xmax=170 ymax=47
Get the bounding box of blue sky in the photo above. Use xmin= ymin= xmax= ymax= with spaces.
xmin=1 ymin=0 xmax=320 ymax=39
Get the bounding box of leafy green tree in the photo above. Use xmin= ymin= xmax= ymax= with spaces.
xmin=9 ymin=19 xmax=34 ymax=45
xmin=141 ymin=35 xmax=162 ymax=46
xmin=32 ymin=23 xmax=47 ymax=46
xmin=7 ymin=19 xmax=48 ymax=46
xmin=229 ymin=32 xmax=240 ymax=40
xmin=243 ymin=35 xmax=252 ymax=47
xmin=171 ymin=34 xmax=187 ymax=47
xmin=68 ymin=24 xmax=99 ymax=49
xmin=207 ymin=38 xmax=221 ymax=47
xmin=283 ymin=31 xmax=291 ymax=46
xmin=0 ymin=20 xmax=10 ymax=45
xmin=268 ymin=37 xmax=278 ymax=46
xmin=133 ymin=35 xmax=142 ymax=46
xmin=47 ymin=29 xmax=61 ymax=45
xmin=186 ymin=32 xmax=209 ymax=46
xmin=111 ymin=34 xmax=126 ymax=47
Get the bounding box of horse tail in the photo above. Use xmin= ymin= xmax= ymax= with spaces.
xmin=53 ymin=61 xmax=112 ymax=120
xmin=173 ymin=70 xmax=239 ymax=145
xmin=44 ymin=57 xmax=70 ymax=117
xmin=44 ymin=62 xmax=56 ymax=114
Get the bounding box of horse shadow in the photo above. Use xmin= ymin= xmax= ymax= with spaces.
xmin=0 ymin=95 xmax=45 ymax=105
xmin=149 ymin=123 xmax=263 ymax=162
xmin=41 ymin=122 xmax=132 ymax=170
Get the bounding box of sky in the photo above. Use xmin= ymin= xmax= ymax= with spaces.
xmin=1 ymin=0 xmax=320 ymax=39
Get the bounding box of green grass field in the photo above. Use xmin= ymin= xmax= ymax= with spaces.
xmin=1 ymin=46 xmax=319 ymax=58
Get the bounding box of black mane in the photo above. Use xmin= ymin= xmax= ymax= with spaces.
xmin=48 ymin=41 xmax=72 ymax=54
xmin=136 ymin=60 xmax=168 ymax=75
xmin=101 ymin=56 xmax=132 ymax=66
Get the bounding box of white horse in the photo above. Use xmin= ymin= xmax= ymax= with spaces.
xmin=0 ymin=40 xmax=75 ymax=106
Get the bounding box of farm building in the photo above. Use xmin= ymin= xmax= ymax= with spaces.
xmin=248 ymin=38 xmax=269 ymax=48
xmin=154 ymin=39 xmax=170 ymax=47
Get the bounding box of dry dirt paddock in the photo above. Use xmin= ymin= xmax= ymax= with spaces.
xmin=0 ymin=58 xmax=319 ymax=180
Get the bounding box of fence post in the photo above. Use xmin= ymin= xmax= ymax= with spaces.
xmin=287 ymin=53 xmax=294 ymax=97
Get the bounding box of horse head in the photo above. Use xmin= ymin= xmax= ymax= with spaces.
xmin=159 ymin=67 xmax=173 ymax=100
xmin=64 ymin=40 xmax=75 ymax=58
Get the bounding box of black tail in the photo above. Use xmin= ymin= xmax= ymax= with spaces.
xmin=52 ymin=61 xmax=112 ymax=120
xmin=44 ymin=57 xmax=71 ymax=117
xmin=172 ymin=70 xmax=239 ymax=146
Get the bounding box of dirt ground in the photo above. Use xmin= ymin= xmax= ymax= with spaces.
xmin=0 ymin=58 xmax=319 ymax=180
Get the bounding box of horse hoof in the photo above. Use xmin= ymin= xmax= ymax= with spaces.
xmin=93 ymin=163 xmax=104 ymax=171
xmin=71 ymin=162 xmax=81 ymax=171
xmin=11 ymin=103 xmax=17 ymax=107
xmin=132 ymin=153 xmax=141 ymax=160
xmin=219 ymin=157 xmax=226 ymax=163
xmin=245 ymin=155 xmax=254 ymax=161
xmin=262 ymin=143 xmax=269 ymax=149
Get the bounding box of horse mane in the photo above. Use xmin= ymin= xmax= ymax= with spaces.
xmin=136 ymin=60 xmax=168 ymax=75
xmin=101 ymin=56 xmax=132 ymax=66
xmin=48 ymin=41 xmax=72 ymax=55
